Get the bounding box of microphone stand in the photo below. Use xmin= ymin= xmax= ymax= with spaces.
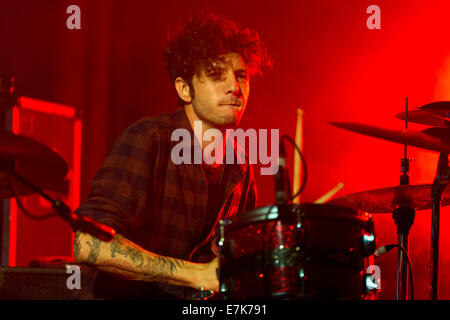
xmin=275 ymin=141 xmax=294 ymax=232
xmin=429 ymin=152 xmax=449 ymax=300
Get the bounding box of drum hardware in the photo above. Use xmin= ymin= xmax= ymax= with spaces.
xmin=327 ymin=184 xmax=450 ymax=213
xmin=215 ymin=204 xmax=377 ymax=300
xmin=0 ymin=76 xmax=116 ymax=242
xmin=213 ymin=132 xmax=379 ymax=300
xmin=396 ymin=101 xmax=450 ymax=127
xmin=329 ymin=122 xmax=450 ymax=154
xmin=263 ymin=135 xmax=307 ymax=298
xmin=361 ymin=231 xmax=376 ymax=257
xmin=372 ymin=243 xmax=414 ymax=299
xmin=430 ymin=151 xmax=449 ymax=299
xmin=0 ymin=130 xmax=115 ymax=241
xmin=330 ymin=100 xmax=450 ymax=300
xmin=4 ymin=168 xmax=116 ymax=242
xmin=422 ymin=127 xmax=450 ymax=142
xmin=392 ymin=206 xmax=414 ymax=300
xmin=395 ymin=98 xmax=414 ymax=300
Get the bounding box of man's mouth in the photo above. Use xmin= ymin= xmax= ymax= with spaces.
xmin=220 ymin=103 xmax=241 ymax=107
xmin=220 ymin=99 xmax=242 ymax=107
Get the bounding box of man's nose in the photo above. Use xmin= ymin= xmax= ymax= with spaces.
xmin=225 ymin=72 xmax=241 ymax=96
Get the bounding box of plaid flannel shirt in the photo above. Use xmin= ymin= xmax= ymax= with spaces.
xmin=75 ymin=107 xmax=257 ymax=263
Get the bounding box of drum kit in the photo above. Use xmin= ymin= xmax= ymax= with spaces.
xmin=1 ymin=75 xmax=449 ymax=300
xmin=213 ymin=100 xmax=450 ymax=300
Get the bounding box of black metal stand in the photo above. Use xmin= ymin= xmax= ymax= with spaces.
xmin=429 ymin=152 xmax=449 ymax=300
xmin=6 ymin=170 xmax=115 ymax=242
xmin=393 ymin=207 xmax=415 ymax=299
xmin=393 ymin=97 xmax=414 ymax=300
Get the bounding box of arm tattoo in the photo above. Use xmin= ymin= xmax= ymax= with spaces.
xmin=86 ymin=236 xmax=102 ymax=263
xmin=156 ymin=257 xmax=184 ymax=275
xmin=110 ymin=236 xmax=144 ymax=268
xmin=143 ymin=256 xmax=184 ymax=277
xmin=109 ymin=235 xmax=184 ymax=279
xmin=73 ymin=231 xmax=81 ymax=259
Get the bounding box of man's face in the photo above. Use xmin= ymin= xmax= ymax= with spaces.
xmin=190 ymin=53 xmax=250 ymax=129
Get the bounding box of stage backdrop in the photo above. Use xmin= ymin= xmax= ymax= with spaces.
xmin=1 ymin=0 xmax=450 ymax=299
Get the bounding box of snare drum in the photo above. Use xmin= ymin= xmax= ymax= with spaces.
xmin=215 ymin=203 xmax=377 ymax=299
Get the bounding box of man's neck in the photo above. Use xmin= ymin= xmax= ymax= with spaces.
xmin=184 ymin=105 xmax=227 ymax=167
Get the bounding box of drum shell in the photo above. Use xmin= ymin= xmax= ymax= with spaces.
xmin=216 ymin=203 xmax=375 ymax=300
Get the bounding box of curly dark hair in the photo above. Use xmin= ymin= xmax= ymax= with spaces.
xmin=164 ymin=13 xmax=272 ymax=105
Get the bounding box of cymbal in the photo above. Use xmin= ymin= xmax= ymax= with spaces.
xmin=328 ymin=184 xmax=450 ymax=213
xmin=330 ymin=122 xmax=450 ymax=154
xmin=421 ymin=127 xmax=450 ymax=143
xmin=420 ymin=101 xmax=450 ymax=111
xmin=396 ymin=110 xmax=450 ymax=127
xmin=0 ymin=131 xmax=68 ymax=198
xmin=396 ymin=101 xmax=450 ymax=127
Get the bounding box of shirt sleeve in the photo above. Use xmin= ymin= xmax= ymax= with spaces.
xmin=74 ymin=119 xmax=159 ymax=234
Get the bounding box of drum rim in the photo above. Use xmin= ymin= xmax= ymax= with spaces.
xmin=220 ymin=203 xmax=371 ymax=232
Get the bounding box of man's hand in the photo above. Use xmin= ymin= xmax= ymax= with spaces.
xmin=199 ymin=256 xmax=220 ymax=292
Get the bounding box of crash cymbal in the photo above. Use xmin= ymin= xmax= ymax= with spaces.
xmin=330 ymin=122 xmax=450 ymax=154
xmin=328 ymin=184 xmax=450 ymax=213
xmin=0 ymin=131 xmax=68 ymax=198
xmin=396 ymin=101 xmax=450 ymax=127
xmin=396 ymin=109 xmax=450 ymax=127
xmin=419 ymin=101 xmax=450 ymax=111
xmin=421 ymin=127 xmax=450 ymax=143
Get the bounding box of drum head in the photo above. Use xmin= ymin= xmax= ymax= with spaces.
xmin=222 ymin=203 xmax=369 ymax=233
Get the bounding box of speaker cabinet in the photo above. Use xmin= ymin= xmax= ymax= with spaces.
xmin=0 ymin=265 xmax=97 ymax=300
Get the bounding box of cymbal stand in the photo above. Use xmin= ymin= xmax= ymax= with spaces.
xmin=4 ymin=168 xmax=79 ymax=225
xmin=429 ymin=152 xmax=449 ymax=300
xmin=394 ymin=97 xmax=414 ymax=300
xmin=1 ymin=165 xmax=115 ymax=242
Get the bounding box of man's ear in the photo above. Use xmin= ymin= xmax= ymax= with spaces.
xmin=175 ymin=77 xmax=192 ymax=104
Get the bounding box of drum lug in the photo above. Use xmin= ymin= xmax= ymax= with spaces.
xmin=218 ymin=219 xmax=225 ymax=248
xmin=361 ymin=233 xmax=376 ymax=257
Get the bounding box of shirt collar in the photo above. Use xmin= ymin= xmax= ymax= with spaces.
xmin=170 ymin=107 xmax=247 ymax=177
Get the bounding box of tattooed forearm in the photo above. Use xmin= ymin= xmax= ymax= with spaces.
xmin=141 ymin=256 xmax=185 ymax=279
xmin=75 ymin=233 xmax=193 ymax=287
xmin=73 ymin=231 xmax=81 ymax=260
xmin=110 ymin=236 xmax=144 ymax=268
xmin=108 ymin=235 xmax=183 ymax=277
xmin=156 ymin=257 xmax=184 ymax=275
xmin=86 ymin=236 xmax=102 ymax=263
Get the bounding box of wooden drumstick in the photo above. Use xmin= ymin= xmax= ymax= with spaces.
xmin=293 ymin=108 xmax=304 ymax=204
xmin=314 ymin=182 xmax=344 ymax=204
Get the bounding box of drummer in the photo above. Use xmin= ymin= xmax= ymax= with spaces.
xmin=73 ymin=13 xmax=271 ymax=299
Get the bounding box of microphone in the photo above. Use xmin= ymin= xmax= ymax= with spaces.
xmin=53 ymin=199 xmax=116 ymax=242
xmin=374 ymin=244 xmax=396 ymax=259
xmin=274 ymin=140 xmax=291 ymax=205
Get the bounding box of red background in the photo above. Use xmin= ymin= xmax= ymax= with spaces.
xmin=1 ymin=0 xmax=450 ymax=299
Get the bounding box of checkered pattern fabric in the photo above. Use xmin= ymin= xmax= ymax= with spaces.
xmin=75 ymin=108 xmax=257 ymax=262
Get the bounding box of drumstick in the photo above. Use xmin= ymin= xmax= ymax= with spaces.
xmin=314 ymin=182 xmax=344 ymax=204
xmin=293 ymin=108 xmax=304 ymax=204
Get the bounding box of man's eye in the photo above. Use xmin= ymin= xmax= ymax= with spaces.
xmin=209 ymin=72 xmax=223 ymax=80
xmin=236 ymin=73 xmax=248 ymax=79
xmin=238 ymin=75 xmax=249 ymax=83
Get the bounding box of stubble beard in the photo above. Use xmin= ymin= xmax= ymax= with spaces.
xmin=193 ymin=103 xmax=240 ymax=129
